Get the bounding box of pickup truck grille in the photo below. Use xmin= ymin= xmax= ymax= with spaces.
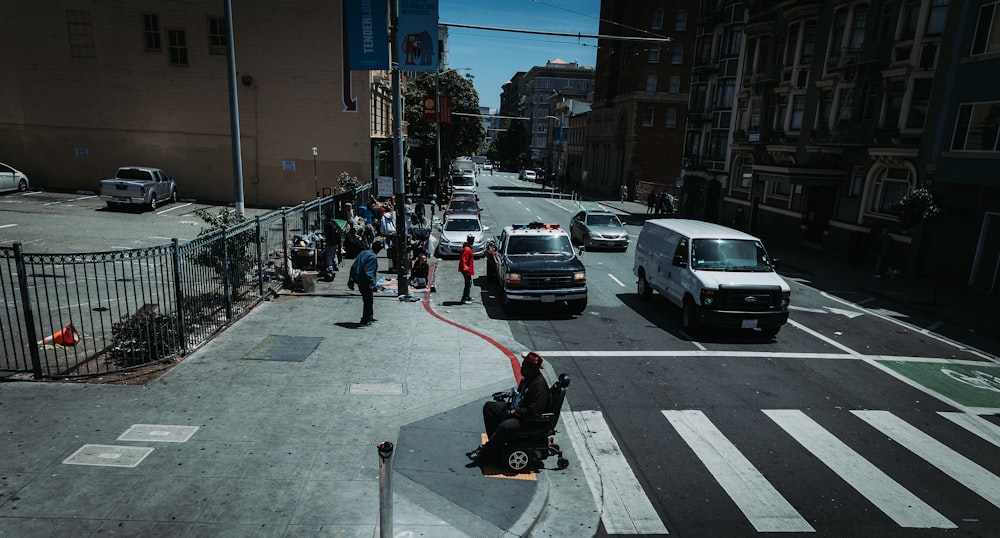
xmin=716 ymin=287 xmax=782 ymax=312
xmin=521 ymin=273 xmax=575 ymax=289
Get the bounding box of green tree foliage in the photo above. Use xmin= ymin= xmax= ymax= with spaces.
xmin=495 ymin=119 xmax=528 ymax=171
xmin=404 ymin=70 xmax=484 ymax=174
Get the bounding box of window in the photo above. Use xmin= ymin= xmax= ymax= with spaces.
xmin=642 ymin=108 xmax=654 ymax=127
xmin=775 ymin=95 xmax=788 ymax=131
xmin=901 ymin=2 xmax=920 ymax=40
xmin=168 ymin=29 xmax=188 ymax=65
xmin=646 ymin=74 xmax=657 ymax=93
xmin=848 ymin=166 xmax=864 ymax=197
xmin=739 ymin=165 xmax=753 ymax=189
xmin=849 ymin=6 xmax=869 ymax=52
xmin=672 ymin=43 xmax=684 ymax=64
xmin=709 ymin=132 xmax=728 ymax=160
xmin=208 ymin=17 xmax=227 ymax=55
xmin=951 ymin=101 xmax=1000 ymax=152
xmin=648 ymin=48 xmax=660 ymax=63
xmin=972 ymin=2 xmax=1000 ymax=55
xmin=801 ymin=21 xmax=816 ymax=64
xmin=714 ymin=80 xmax=735 ymax=109
xmin=143 ymin=13 xmax=161 ymax=51
xmin=837 ymin=88 xmax=855 ymax=124
xmin=770 ymin=180 xmax=791 ymax=197
xmin=884 ymin=81 xmax=905 ymax=128
xmin=665 ymin=108 xmax=677 ymax=128
xmin=926 ymin=0 xmax=948 ymax=36
xmin=830 ymin=9 xmax=847 ymax=54
xmin=668 ymin=75 xmax=681 ymax=93
xmin=723 ymin=24 xmax=743 ymax=57
xmin=66 ymin=9 xmax=95 ymax=58
xmin=816 ymin=90 xmax=833 ymax=129
xmin=790 ymin=95 xmax=805 ymax=130
xmin=870 ymin=167 xmax=912 ymax=214
xmin=786 ymin=23 xmax=799 ymax=65
xmin=906 ymin=79 xmax=933 ymax=129
xmin=676 ymin=9 xmax=688 ymax=31
xmin=652 ymin=9 xmax=664 ymax=30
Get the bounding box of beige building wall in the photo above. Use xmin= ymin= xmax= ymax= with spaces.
xmin=0 ymin=1 xmax=373 ymax=207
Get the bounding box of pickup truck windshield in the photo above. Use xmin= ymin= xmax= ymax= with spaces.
xmin=506 ymin=235 xmax=574 ymax=256
xmin=691 ymin=239 xmax=774 ymax=271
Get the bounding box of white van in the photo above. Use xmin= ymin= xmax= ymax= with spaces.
xmin=633 ymin=219 xmax=790 ymax=337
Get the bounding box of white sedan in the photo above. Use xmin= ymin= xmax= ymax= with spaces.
xmin=0 ymin=163 xmax=30 ymax=193
xmin=523 ymin=170 xmax=537 ymax=181
xmin=436 ymin=213 xmax=489 ymax=258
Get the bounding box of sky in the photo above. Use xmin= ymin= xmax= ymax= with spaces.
xmin=438 ymin=0 xmax=601 ymax=113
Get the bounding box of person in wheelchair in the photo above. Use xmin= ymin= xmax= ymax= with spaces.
xmin=467 ymin=352 xmax=550 ymax=465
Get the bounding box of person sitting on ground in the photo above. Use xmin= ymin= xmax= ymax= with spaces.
xmin=467 ymin=352 xmax=550 ymax=464
xmin=409 ymin=253 xmax=429 ymax=289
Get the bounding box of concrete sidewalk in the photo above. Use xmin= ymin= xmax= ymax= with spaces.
xmin=0 ymin=256 xmax=596 ymax=537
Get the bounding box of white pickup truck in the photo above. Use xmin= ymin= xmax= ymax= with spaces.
xmin=99 ymin=166 xmax=177 ymax=210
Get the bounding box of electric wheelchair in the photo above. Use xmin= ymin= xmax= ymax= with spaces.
xmin=491 ymin=373 xmax=571 ymax=473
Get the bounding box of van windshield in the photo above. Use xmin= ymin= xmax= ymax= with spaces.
xmin=452 ymin=177 xmax=475 ymax=187
xmin=690 ymin=239 xmax=773 ymax=271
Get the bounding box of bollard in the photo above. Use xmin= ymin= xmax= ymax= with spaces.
xmin=377 ymin=441 xmax=394 ymax=538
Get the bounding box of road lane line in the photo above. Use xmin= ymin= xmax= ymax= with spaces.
xmin=663 ymin=410 xmax=814 ymax=533
xmin=608 ymin=273 xmax=626 ymax=287
xmin=70 ymin=195 xmax=98 ymax=201
xmin=853 ymin=410 xmax=1000 ymax=509
xmin=43 ymin=200 xmax=63 ymax=206
xmin=765 ymin=409 xmax=954 ymax=529
xmin=157 ymin=202 xmax=192 ymax=214
xmin=938 ymin=412 xmax=1000 ymax=447
xmin=0 ymin=223 xmax=16 ymax=229
xmin=567 ymin=410 xmax=668 ymax=535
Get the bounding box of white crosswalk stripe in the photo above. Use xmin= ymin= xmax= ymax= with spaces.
xmin=938 ymin=411 xmax=1000 ymax=447
xmin=564 ymin=410 xmax=669 ymax=535
xmin=764 ymin=409 xmax=955 ymax=529
xmin=853 ymin=410 xmax=1000 ymax=510
xmin=663 ymin=410 xmax=815 ymax=533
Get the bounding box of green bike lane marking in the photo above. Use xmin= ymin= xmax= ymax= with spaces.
xmin=877 ymin=360 xmax=1000 ymax=411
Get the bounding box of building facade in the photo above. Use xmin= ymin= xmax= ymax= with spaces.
xmin=518 ymin=60 xmax=595 ymax=171
xmin=586 ymin=0 xmax=698 ymax=200
xmin=0 ymin=1 xmax=382 ymax=207
xmin=726 ymin=0 xmax=1000 ymax=289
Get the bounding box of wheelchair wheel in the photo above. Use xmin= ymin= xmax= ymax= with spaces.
xmin=503 ymin=444 xmax=532 ymax=473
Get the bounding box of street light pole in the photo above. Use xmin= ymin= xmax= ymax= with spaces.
xmin=435 ymin=73 xmax=442 ymax=198
xmin=312 ymin=146 xmax=318 ymax=198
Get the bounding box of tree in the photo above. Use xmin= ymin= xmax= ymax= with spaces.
xmin=403 ymin=70 xmax=484 ymax=176
xmin=495 ymin=119 xmax=527 ymax=171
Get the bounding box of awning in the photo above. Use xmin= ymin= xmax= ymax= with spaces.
xmin=753 ymin=164 xmax=845 ymax=186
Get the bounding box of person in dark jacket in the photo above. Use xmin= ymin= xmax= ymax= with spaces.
xmin=467 ymin=352 xmax=550 ymax=464
xmin=409 ymin=253 xmax=429 ymax=289
xmin=347 ymin=240 xmax=383 ymax=326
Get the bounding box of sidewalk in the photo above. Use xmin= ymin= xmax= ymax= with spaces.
xmin=595 ymin=197 xmax=1000 ymax=360
xmin=0 ymin=256 xmax=596 ymax=537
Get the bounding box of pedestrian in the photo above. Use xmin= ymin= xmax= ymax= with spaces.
xmin=459 ymin=234 xmax=475 ymax=304
xmin=647 ymin=190 xmax=656 ymax=214
xmin=347 ymin=240 xmax=383 ymax=326
xmin=466 ymin=351 xmax=550 ymax=464
xmin=410 ymin=253 xmax=429 ymax=289
xmin=873 ymin=228 xmax=894 ymax=279
xmin=429 ymin=194 xmax=437 ymax=221
xmin=322 ymin=210 xmax=342 ymax=280
xmin=414 ymin=197 xmax=425 ymax=226
xmin=380 ymin=208 xmax=397 ymax=272
xmin=620 ymin=184 xmax=628 ymax=203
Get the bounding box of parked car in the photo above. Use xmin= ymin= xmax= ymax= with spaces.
xmin=570 ymin=202 xmax=630 ymax=251
xmin=0 ymin=162 xmax=30 ymax=193
xmin=633 ymin=219 xmax=790 ymax=338
xmin=522 ymin=170 xmax=537 ymax=181
xmin=99 ymin=166 xmax=177 ymax=210
xmin=436 ymin=213 xmax=489 ymax=258
xmin=443 ymin=198 xmax=481 ymax=218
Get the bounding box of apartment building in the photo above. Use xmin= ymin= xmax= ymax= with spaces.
xmin=0 ymin=2 xmax=384 ymax=207
xmin=725 ymin=0 xmax=1000 ymax=288
xmin=512 ymin=60 xmax=595 ymax=171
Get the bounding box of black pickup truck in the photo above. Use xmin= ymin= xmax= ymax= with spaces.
xmin=485 ymin=222 xmax=587 ymax=314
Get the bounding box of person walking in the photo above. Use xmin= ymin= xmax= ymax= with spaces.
xmin=619 ymin=184 xmax=628 ymax=203
xmin=459 ymin=235 xmax=475 ymax=304
xmin=322 ymin=210 xmax=342 ymax=280
xmin=647 ymin=190 xmax=656 ymax=214
xmin=873 ymin=228 xmax=894 ymax=279
xmin=348 ymin=240 xmax=383 ymax=326
xmin=380 ymin=208 xmax=397 ymax=272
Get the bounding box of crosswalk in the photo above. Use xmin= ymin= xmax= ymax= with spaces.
xmin=563 ymin=408 xmax=1000 ymax=535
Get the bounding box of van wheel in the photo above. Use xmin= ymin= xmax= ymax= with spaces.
xmin=682 ymin=298 xmax=700 ymax=334
xmin=637 ymin=272 xmax=653 ymax=301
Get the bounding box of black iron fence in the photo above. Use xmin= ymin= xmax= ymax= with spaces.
xmin=0 ymin=187 xmax=370 ymax=380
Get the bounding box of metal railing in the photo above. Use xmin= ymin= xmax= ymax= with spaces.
xmin=0 ymin=187 xmax=371 ymax=380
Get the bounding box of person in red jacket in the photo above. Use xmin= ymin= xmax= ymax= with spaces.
xmin=459 ymin=234 xmax=475 ymax=304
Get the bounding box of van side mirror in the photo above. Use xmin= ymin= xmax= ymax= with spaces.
xmin=672 ymin=254 xmax=687 ymax=267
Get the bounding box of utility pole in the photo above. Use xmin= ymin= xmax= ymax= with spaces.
xmin=224 ymin=0 xmax=245 ymax=216
xmin=389 ymin=0 xmax=409 ymax=297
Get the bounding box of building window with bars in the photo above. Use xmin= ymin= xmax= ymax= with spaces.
xmin=143 ymin=13 xmax=161 ymax=51
xmin=168 ymin=29 xmax=188 ymax=66
xmin=66 ymin=9 xmax=96 ymax=58
xmin=208 ymin=17 xmax=227 ymax=55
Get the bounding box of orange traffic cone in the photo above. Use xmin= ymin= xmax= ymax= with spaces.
xmin=38 ymin=322 xmax=81 ymax=346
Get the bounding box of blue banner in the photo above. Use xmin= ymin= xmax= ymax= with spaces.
xmin=345 ymin=0 xmax=388 ymax=71
xmin=398 ymin=0 xmax=438 ymax=72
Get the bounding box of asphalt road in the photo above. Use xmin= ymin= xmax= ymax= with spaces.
xmin=433 ymin=172 xmax=1000 ymax=537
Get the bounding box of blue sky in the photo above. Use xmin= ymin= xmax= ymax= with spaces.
xmin=438 ymin=0 xmax=601 ymax=112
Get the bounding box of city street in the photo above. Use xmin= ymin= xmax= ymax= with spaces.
xmin=435 ymin=171 xmax=1000 ymax=537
